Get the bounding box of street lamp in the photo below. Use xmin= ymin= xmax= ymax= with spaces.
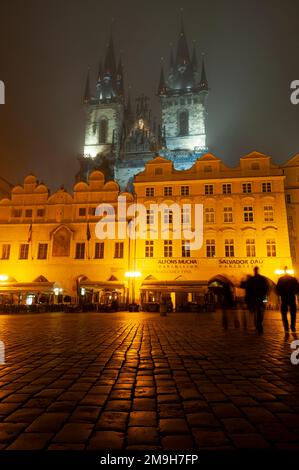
xmin=125 ymin=271 xmax=141 ymax=305
xmin=275 ymin=268 xmax=294 ymax=276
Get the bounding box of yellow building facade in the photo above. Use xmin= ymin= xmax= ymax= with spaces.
xmin=0 ymin=152 xmax=294 ymax=310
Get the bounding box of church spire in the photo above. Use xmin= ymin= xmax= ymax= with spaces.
xmin=176 ymin=9 xmax=191 ymax=68
xmin=104 ymin=32 xmax=117 ymax=78
xmin=199 ymin=54 xmax=208 ymax=91
xmin=97 ymin=60 xmax=103 ymax=82
xmin=83 ymin=69 xmax=90 ymax=104
xmin=158 ymin=62 xmax=167 ymax=96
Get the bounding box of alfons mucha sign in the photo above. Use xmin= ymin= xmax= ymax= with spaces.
xmin=157 ymin=259 xmax=199 ymax=275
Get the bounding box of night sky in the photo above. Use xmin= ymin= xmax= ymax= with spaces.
xmin=0 ymin=0 xmax=298 ymax=191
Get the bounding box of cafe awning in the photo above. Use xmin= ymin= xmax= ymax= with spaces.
xmin=140 ymin=280 xmax=208 ymax=292
xmin=0 ymin=281 xmax=55 ymax=294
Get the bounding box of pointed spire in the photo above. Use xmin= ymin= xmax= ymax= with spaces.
xmin=104 ymin=31 xmax=117 ymax=78
xmin=158 ymin=60 xmax=167 ymax=96
xmin=97 ymin=60 xmax=103 ymax=82
xmin=176 ymin=8 xmax=190 ymax=68
xmin=199 ymin=54 xmax=208 ymax=91
xmin=83 ymin=69 xmax=90 ymax=104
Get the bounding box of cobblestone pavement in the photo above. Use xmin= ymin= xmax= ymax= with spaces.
xmin=0 ymin=310 xmax=298 ymax=451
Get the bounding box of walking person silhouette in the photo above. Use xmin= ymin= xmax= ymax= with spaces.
xmin=276 ymin=267 xmax=299 ymax=338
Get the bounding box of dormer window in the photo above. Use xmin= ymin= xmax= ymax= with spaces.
xmin=251 ymin=162 xmax=260 ymax=170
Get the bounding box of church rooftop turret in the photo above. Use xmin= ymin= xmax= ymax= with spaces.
xmin=83 ymin=69 xmax=90 ymax=104
xmin=158 ymin=63 xmax=167 ymax=96
xmin=199 ymin=54 xmax=209 ymax=92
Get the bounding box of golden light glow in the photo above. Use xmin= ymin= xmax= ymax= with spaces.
xmin=0 ymin=275 xmax=8 ymax=282
xmin=275 ymin=269 xmax=294 ymax=275
xmin=125 ymin=271 xmax=141 ymax=278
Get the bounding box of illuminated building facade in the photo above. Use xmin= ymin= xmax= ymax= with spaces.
xmin=282 ymin=154 xmax=299 ymax=274
xmin=0 ymin=152 xmax=294 ymax=310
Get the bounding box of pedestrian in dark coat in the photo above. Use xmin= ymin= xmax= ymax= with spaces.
xmin=220 ymin=282 xmax=235 ymax=330
xmin=246 ymin=267 xmax=269 ymax=334
xmin=276 ymin=267 xmax=299 ymax=335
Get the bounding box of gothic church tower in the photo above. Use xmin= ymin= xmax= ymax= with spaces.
xmin=158 ymin=19 xmax=208 ymax=160
xmin=82 ymin=33 xmax=124 ymax=164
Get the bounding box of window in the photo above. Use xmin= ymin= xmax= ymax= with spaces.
xmin=99 ymin=119 xmax=108 ymax=144
xmin=251 ymin=162 xmax=260 ymax=170
xmin=286 ymin=194 xmax=291 ymax=204
xmin=114 ymin=242 xmax=124 ymax=258
xmin=79 ymin=207 xmax=86 ymax=217
xmin=94 ymin=242 xmax=104 ymax=259
xmin=75 ymin=242 xmax=85 ymax=259
xmin=246 ymin=239 xmax=256 ymax=257
xmin=223 ymin=207 xmax=233 ymax=223
xmin=262 ymin=182 xmax=272 ymax=193
xmin=222 ymin=183 xmax=232 ymax=194
xmin=206 ymin=239 xmax=215 ymax=258
xmin=266 ymin=239 xmax=276 ymax=257
xmin=181 ymin=207 xmax=191 ymax=224
xmin=243 ymin=206 xmax=254 ymax=222
xmin=164 ymin=186 xmax=172 ymax=196
xmin=204 ymin=184 xmax=214 ymax=195
xmin=242 ymin=183 xmax=252 ymax=193
xmin=1 ymin=244 xmax=10 ymax=260
xmin=224 ymin=239 xmax=234 ymax=257
xmin=145 ymin=240 xmax=154 ymax=258
xmin=88 ymin=207 xmax=96 ymax=216
xmin=37 ymin=208 xmax=45 ymax=217
xmin=264 ymin=205 xmax=274 ymax=222
xmin=155 ymin=168 xmax=163 ymax=176
xmin=164 ymin=209 xmax=173 ymax=224
xmin=37 ymin=243 xmax=48 ymax=260
xmin=25 ymin=209 xmax=32 ymax=218
xmin=146 ymin=209 xmax=154 ymax=225
xmin=146 ymin=187 xmax=155 ymax=197
xmin=12 ymin=208 xmax=22 ymax=217
xmin=19 ymin=244 xmax=29 ymax=260
xmin=164 ymin=240 xmax=173 ymax=257
xmin=288 ymin=215 xmax=294 ymax=231
xmin=182 ymin=240 xmax=191 ymax=258
xmin=205 ymin=208 xmax=215 ymax=223
xmin=181 ymin=185 xmax=190 ymax=196
xmin=204 ymin=165 xmax=212 ymax=173
xmin=179 ymin=110 xmax=189 ymax=136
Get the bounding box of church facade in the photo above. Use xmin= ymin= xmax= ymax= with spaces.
xmin=80 ymin=20 xmax=208 ymax=189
